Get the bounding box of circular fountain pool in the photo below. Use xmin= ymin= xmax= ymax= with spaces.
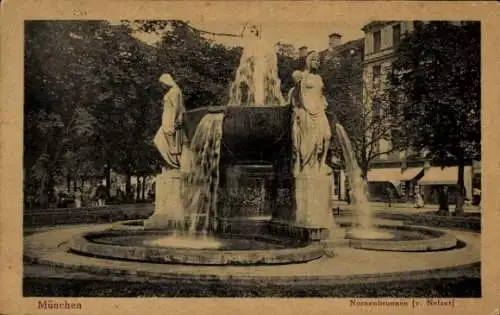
xmin=345 ymin=225 xmax=458 ymax=252
xmin=68 ymin=229 xmax=326 ymax=265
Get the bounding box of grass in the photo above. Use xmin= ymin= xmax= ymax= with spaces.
xmin=23 ymin=274 xmax=481 ymax=298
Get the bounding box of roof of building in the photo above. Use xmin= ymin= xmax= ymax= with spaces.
xmin=320 ymin=38 xmax=364 ymax=57
xmin=361 ymin=20 xmax=397 ymax=32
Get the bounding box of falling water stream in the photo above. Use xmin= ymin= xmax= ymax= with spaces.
xmin=228 ymin=30 xmax=285 ymax=106
xmin=335 ymin=123 xmax=392 ymax=239
xmin=184 ymin=113 xmax=224 ymax=235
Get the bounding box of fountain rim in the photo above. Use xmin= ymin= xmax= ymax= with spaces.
xmin=67 ymin=230 xmax=326 ymax=265
xmin=345 ymin=224 xmax=458 ymax=252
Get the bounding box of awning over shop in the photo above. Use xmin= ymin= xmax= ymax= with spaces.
xmin=367 ymin=168 xmax=404 ymax=183
xmin=367 ymin=167 xmax=423 ymax=182
xmin=400 ymin=167 xmax=424 ymax=181
xmin=419 ymin=167 xmax=458 ymax=185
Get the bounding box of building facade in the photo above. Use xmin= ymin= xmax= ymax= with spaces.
xmin=361 ymin=21 xmax=480 ymax=204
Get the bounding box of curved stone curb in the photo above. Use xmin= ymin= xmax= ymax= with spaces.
xmin=347 ymin=225 xmax=458 ymax=252
xmin=68 ymin=230 xmax=325 ymax=265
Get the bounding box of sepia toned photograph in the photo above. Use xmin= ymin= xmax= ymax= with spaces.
xmin=21 ymin=17 xmax=482 ymax=300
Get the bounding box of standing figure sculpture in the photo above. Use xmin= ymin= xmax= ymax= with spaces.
xmin=291 ymin=51 xmax=332 ymax=176
xmin=145 ymin=73 xmax=191 ymax=230
xmin=290 ymin=52 xmax=341 ymax=237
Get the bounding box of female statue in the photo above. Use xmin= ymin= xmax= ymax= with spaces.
xmin=291 ymin=51 xmax=332 ymax=176
xmin=154 ymin=73 xmax=185 ymax=170
xmin=290 ymin=51 xmax=338 ymax=233
xmin=146 ymin=73 xmax=191 ymax=230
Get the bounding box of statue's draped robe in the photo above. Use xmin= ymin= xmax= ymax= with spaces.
xmin=154 ymin=86 xmax=185 ymax=170
xmin=291 ymin=72 xmax=336 ymax=231
xmin=148 ymin=85 xmax=188 ymax=228
xmin=291 ymin=72 xmax=331 ymax=175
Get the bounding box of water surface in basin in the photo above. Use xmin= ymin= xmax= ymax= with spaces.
xmin=90 ymin=233 xmax=305 ymax=251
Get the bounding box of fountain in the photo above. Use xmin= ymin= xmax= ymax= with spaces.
xmin=71 ymin=25 xmax=459 ymax=260
xmin=29 ymin=25 xmax=466 ymax=273
xmin=61 ymin=25 xmax=335 ymax=265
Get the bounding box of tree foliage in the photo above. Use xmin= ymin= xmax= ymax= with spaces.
xmin=390 ymin=21 xmax=480 ymax=164
xmin=389 ymin=21 xmax=480 ymax=212
xmin=24 ymin=20 xmax=242 ymax=207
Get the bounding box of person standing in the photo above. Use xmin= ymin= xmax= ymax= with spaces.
xmin=96 ymin=183 xmax=106 ymax=207
xmin=438 ymin=186 xmax=449 ymax=215
xmin=74 ymin=188 xmax=82 ymax=208
xmin=472 ymin=187 xmax=481 ymax=207
xmin=414 ymin=192 xmax=424 ymax=208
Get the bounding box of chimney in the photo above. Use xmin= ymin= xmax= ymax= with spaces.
xmin=328 ymin=33 xmax=342 ymax=50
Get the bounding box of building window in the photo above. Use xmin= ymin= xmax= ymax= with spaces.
xmin=373 ymin=31 xmax=381 ymax=53
xmin=392 ymin=24 xmax=401 ymax=47
xmin=372 ymin=65 xmax=381 ymax=84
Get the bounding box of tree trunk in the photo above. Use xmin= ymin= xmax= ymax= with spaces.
xmin=105 ymin=162 xmax=111 ymax=199
xmin=141 ymin=176 xmax=146 ymax=201
xmin=455 ymin=160 xmax=466 ymax=215
xmin=125 ymin=173 xmax=132 ymax=202
xmin=136 ymin=177 xmax=141 ymax=201
xmin=362 ymin=168 xmax=368 ymax=181
xmin=67 ymin=173 xmax=71 ymax=192
xmin=39 ymin=176 xmax=48 ymax=209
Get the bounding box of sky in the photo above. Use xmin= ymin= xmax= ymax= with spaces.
xmin=125 ymin=20 xmax=368 ymax=51
xmin=188 ymin=21 xmax=367 ymax=51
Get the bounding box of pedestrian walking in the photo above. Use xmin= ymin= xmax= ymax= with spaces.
xmin=438 ymin=186 xmax=449 ymax=214
xmin=386 ymin=187 xmax=394 ymax=207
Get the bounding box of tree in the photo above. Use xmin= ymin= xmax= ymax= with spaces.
xmin=91 ymin=21 xmax=165 ymax=198
xmin=389 ymin=21 xmax=480 ymax=213
xmin=24 ymin=20 xmax=245 ymax=207
xmin=24 ymin=21 xmax=107 ymax=207
xmin=24 ymin=20 xmax=164 ymax=205
xmin=320 ymin=44 xmax=401 ymax=179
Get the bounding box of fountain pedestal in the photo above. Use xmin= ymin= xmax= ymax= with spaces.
xmin=144 ymin=169 xmax=185 ymax=230
xmin=222 ymin=163 xmax=274 ymax=218
xmin=217 ymin=163 xmax=275 ymax=234
xmin=293 ymin=169 xmax=345 ymax=240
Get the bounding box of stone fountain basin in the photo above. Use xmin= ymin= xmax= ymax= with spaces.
xmin=183 ymin=105 xmax=292 ymax=163
xmin=345 ymin=225 xmax=458 ymax=252
xmin=68 ymin=229 xmax=325 ymax=265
